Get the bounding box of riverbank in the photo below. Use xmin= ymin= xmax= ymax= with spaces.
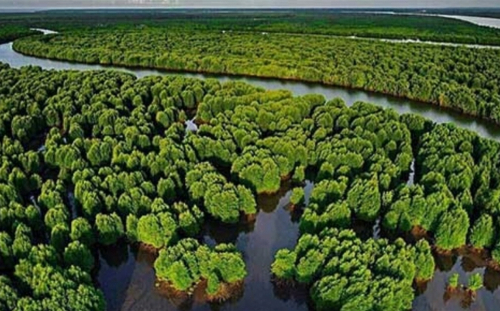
xmin=12 ymin=27 xmax=500 ymax=132
xmin=12 ymin=38 xmax=500 ymax=133
xmin=2 ymin=37 xmax=499 ymax=141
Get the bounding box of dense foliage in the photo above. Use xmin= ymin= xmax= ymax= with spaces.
xmin=13 ymin=27 xmax=500 ymax=126
xmin=154 ymin=238 xmax=246 ymax=296
xmin=0 ymin=26 xmax=39 ymax=44
xmin=0 ymin=60 xmax=499 ymax=310
xmin=2 ymin=10 xmax=500 ymax=44
xmin=272 ymin=229 xmax=434 ymax=310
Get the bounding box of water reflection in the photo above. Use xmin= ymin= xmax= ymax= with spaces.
xmin=408 ymin=159 xmax=416 ymax=186
xmin=95 ymin=243 xmax=136 ymax=311
xmin=413 ymin=248 xmax=500 ymax=310
xmin=93 ymin=179 xmax=500 ymax=310
xmin=97 ymin=181 xmax=312 ymax=311
xmin=67 ymin=190 xmax=78 ymax=220
xmin=433 ymin=15 xmax=500 ymax=30
xmin=185 ymin=118 xmax=199 ymax=132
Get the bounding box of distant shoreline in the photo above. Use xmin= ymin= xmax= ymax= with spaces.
xmin=1 ymin=7 xmax=500 ymax=12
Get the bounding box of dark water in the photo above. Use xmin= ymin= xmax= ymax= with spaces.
xmin=2 ymin=34 xmax=500 ymax=310
xmin=414 ymin=249 xmax=500 ymax=310
xmin=94 ymin=181 xmax=500 ymax=311
xmin=97 ymin=182 xmax=311 ymax=311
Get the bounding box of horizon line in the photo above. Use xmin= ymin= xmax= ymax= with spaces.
xmin=2 ymin=6 xmax=500 ymax=10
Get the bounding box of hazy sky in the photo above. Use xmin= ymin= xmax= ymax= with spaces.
xmin=1 ymin=0 xmax=499 ymax=9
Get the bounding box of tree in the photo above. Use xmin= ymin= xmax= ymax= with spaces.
xmin=5 ymin=40 xmax=500 ymax=311
xmin=279 ymin=228 xmax=422 ymax=311
xmin=292 ymin=165 xmax=306 ymax=183
xmin=154 ymin=239 xmax=246 ymax=296
xmin=209 ymin=189 xmax=242 ymax=223
xmin=0 ymin=276 xmax=18 ymax=311
xmin=492 ymin=241 xmax=500 ymax=265
xmin=70 ymin=217 xmax=95 ymax=246
xmin=237 ymin=185 xmax=257 ymax=215
xmin=95 ymin=213 xmax=124 ymax=245
xmin=290 ymin=187 xmax=305 ymax=206
xmin=311 ymin=275 xmax=349 ymax=311
xmin=0 ymin=233 xmax=13 ymax=269
xmin=347 ymin=175 xmax=381 ymax=222
xmin=12 ymin=225 xmax=32 ymax=259
xmin=295 ymin=249 xmax=325 ymax=283
xmin=136 ymin=213 xmax=177 ymax=249
xmin=64 ymin=241 xmax=94 ymax=271
xmin=435 ymin=208 xmax=469 ymax=250
xmin=271 ymin=249 xmax=296 ymax=279
xmin=300 ymin=202 xmax=352 ymax=233
xmin=448 ymin=273 xmax=459 ymax=288
xmin=178 ymin=211 xmax=199 ymax=237
xmin=468 ymin=273 xmax=483 ymax=291
xmin=162 ymin=261 xmax=193 ymax=291
xmin=469 ymin=214 xmax=496 ymax=249
xmin=126 ymin=214 xmax=138 ymax=241
xmin=44 ymin=206 xmax=69 ymax=230
xmin=206 ymin=272 xmax=221 ymax=296
xmin=50 ymin=224 xmax=70 ymax=252
xmin=413 ymin=240 xmax=435 ymax=280
xmin=214 ymin=252 xmax=247 ymax=283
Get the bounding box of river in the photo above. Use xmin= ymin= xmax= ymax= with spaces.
xmin=1 ymin=30 xmax=499 ymax=142
xmin=1 ymin=29 xmax=500 ymax=311
xmin=350 ymin=11 xmax=500 ymax=30
xmin=431 ymin=14 xmax=500 ymax=30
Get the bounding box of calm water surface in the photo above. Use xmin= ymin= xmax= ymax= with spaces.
xmin=437 ymin=15 xmax=500 ymax=30
xmin=97 ymin=182 xmax=310 ymax=311
xmin=414 ymin=249 xmax=500 ymax=310
xmin=2 ymin=32 xmax=500 ymax=311
xmin=357 ymin=11 xmax=500 ymax=30
xmin=1 ymin=38 xmax=499 ymax=141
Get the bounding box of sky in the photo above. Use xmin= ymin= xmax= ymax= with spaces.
xmin=1 ymin=0 xmax=499 ymax=9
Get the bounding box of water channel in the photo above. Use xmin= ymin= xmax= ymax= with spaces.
xmin=1 ymin=29 xmax=500 ymax=310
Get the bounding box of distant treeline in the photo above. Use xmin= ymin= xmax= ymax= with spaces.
xmin=2 ymin=11 xmax=500 ymax=44
xmin=0 ymin=26 xmax=39 ymax=44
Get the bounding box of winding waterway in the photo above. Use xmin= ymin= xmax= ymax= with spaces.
xmin=1 ymin=30 xmax=499 ymax=142
xmin=2 ymin=29 xmax=500 ymax=310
